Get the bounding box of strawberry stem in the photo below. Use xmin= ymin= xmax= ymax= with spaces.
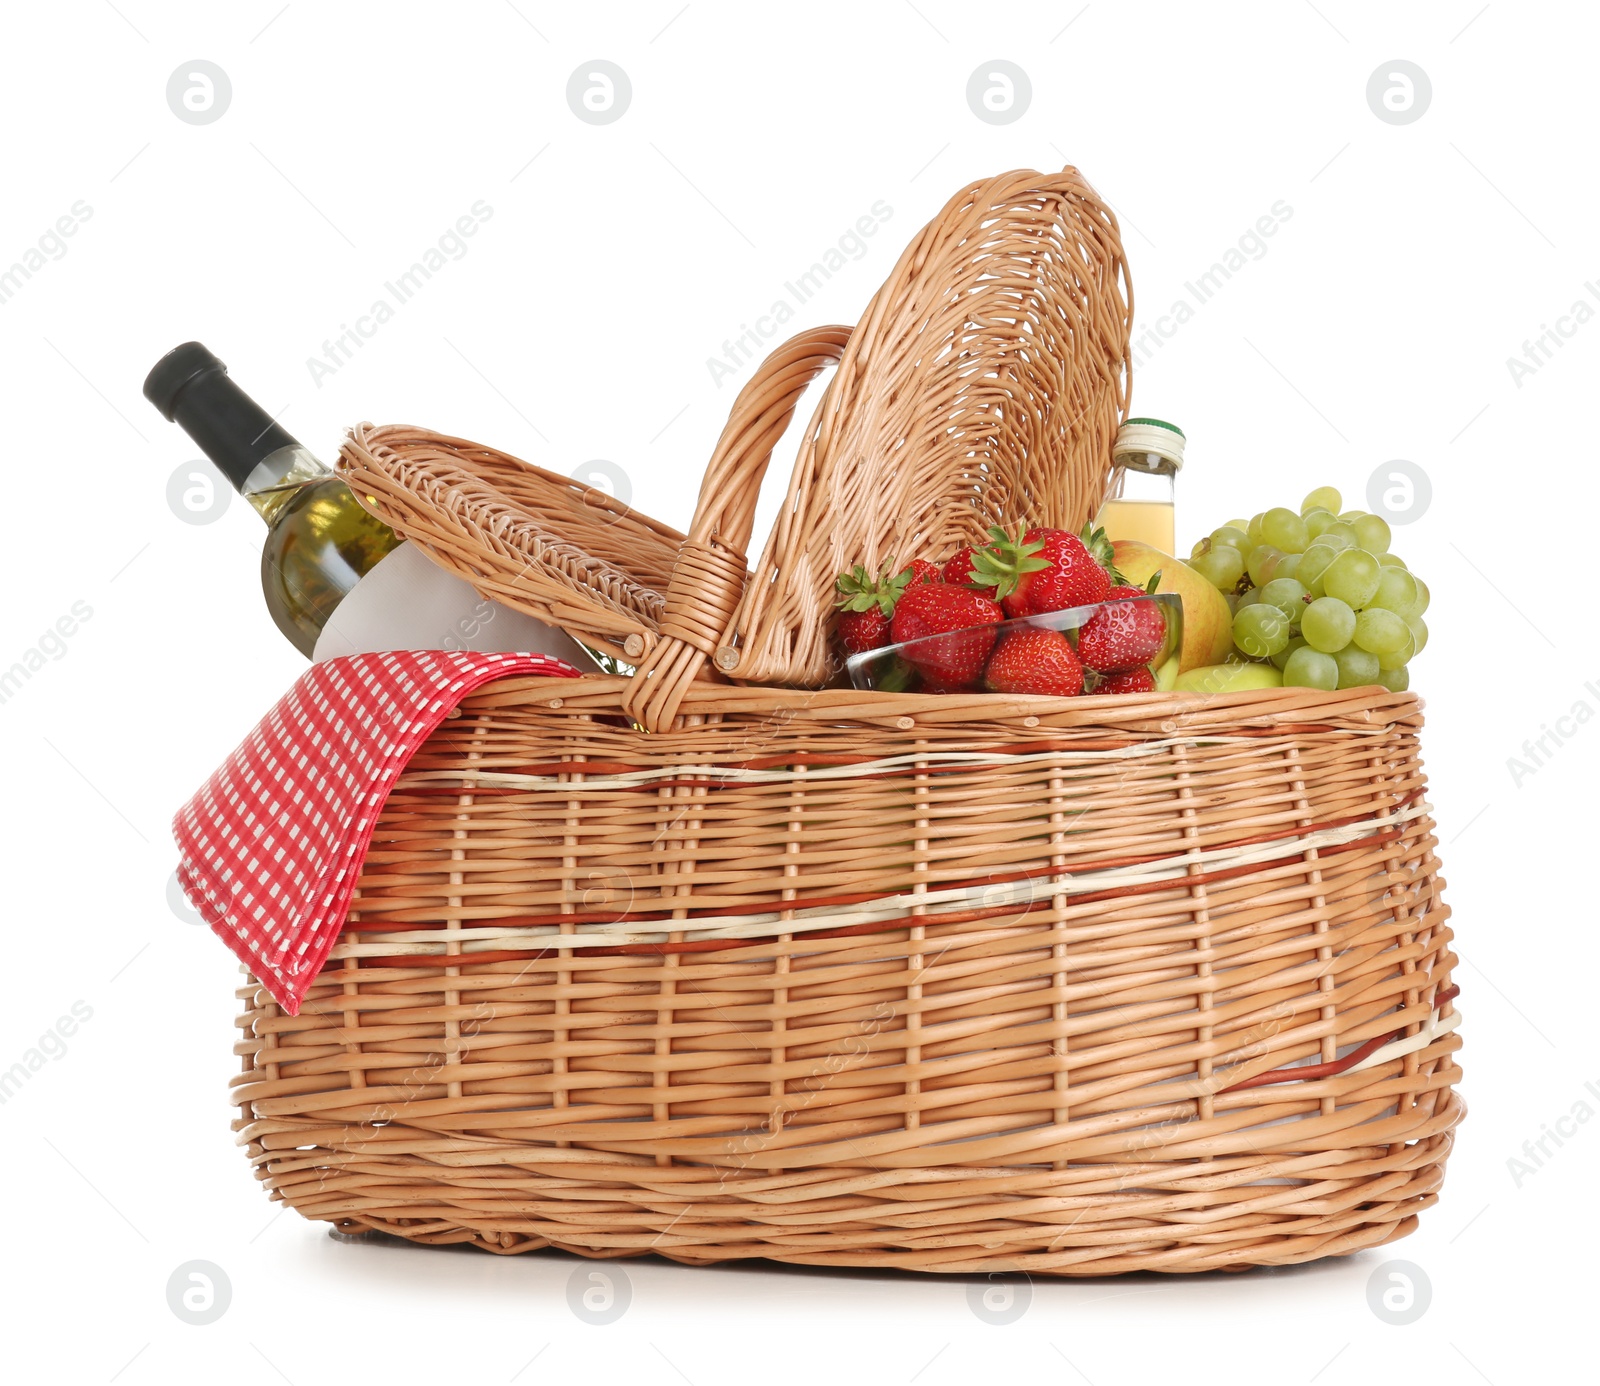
xmin=967 ymin=525 xmax=1051 ymax=600
xmin=835 ymin=561 xmax=912 ymax=615
xmin=1080 ymin=521 xmax=1128 ymax=587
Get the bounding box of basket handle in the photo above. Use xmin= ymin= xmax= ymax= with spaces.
xmin=622 ymin=324 xmax=850 ymax=732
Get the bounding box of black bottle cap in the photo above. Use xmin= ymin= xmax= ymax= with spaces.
xmin=143 ymin=342 xmax=301 ymax=490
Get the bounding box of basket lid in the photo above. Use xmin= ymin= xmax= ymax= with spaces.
xmin=716 ymin=165 xmax=1135 ymax=688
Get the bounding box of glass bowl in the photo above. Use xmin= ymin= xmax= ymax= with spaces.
xmin=845 ymin=592 xmax=1183 ymax=695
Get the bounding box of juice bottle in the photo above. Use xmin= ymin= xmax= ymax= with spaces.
xmin=1096 ymin=418 xmax=1185 ymax=555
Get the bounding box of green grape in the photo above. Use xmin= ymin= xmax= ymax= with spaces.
xmin=1378 ymin=552 xmax=1408 ymax=569
xmin=1333 ymin=643 xmax=1381 ymax=689
xmin=1352 ymin=513 xmax=1391 ymax=554
xmin=1225 ymin=518 xmax=1250 ymax=533
xmin=1322 ymin=521 xmax=1357 ymax=549
xmin=1378 ymin=664 xmax=1410 ymax=692
xmin=1246 ymin=544 xmax=1284 ymax=586
xmin=1211 ymin=525 xmax=1250 ymax=552
xmin=1297 ymin=544 xmax=1339 ymax=588
xmin=1260 ymin=506 xmax=1310 ymax=554
xmin=1272 ymin=635 xmax=1308 ymax=670
xmin=1376 ymin=629 xmax=1415 ymax=671
xmin=1284 ymin=645 xmax=1339 ymax=690
xmin=1303 ymin=508 xmax=1338 ymax=540
xmin=1370 ymin=566 xmax=1421 ymax=619
xmin=1407 ymin=616 xmax=1428 ymax=655
xmin=1233 ymin=603 xmax=1291 ymax=658
xmin=1354 ymin=606 xmax=1409 ymax=656
xmin=1302 ymin=596 xmax=1356 ymax=652
xmin=1301 ymin=485 xmax=1341 ymax=515
xmin=1191 ymin=537 xmax=1208 ymax=558
xmin=1274 ymin=553 xmax=1302 ymax=582
xmin=1323 ymin=549 xmax=1381 ymax=608
xmin=1338 ymin=509 xmax=1366 ymax=525
xmin=1259 ymin=577 xmax=1309 ymax=619
xmin=1246 ymin=512 xmax=1266 ymax=546
xmin=1191 ymin=544 xmax=1246 ymax=590
xmin=1413 ymin=576 xmax=1430 ymax=614
xmin=1239 ymin=585 xmax=1260 ymax=609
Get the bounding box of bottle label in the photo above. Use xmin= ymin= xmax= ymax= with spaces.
xmin=311 ymin=540 xmax=593 ymax=667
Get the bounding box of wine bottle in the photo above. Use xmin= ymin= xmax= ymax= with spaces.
xmin=144 ymin=342 xmax=588 ymax=666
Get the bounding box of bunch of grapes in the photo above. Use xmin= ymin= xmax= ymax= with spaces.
xmin=1189 ymin=486 xmax=1427 ymax=692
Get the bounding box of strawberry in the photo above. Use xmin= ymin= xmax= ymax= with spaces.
xmin=835 ymin=558 xmax=946 ymax=656
xmin=942 ymin=544 xmax=999 ymax=596
xmin=971 ymin=523 xmax=1115 ymax=618
xmin=837 ymin=604 xmax=891 ymax=655
xmin=984 ymin=627 xmax=1084 ymax=697
xmin=1076 ymin=586 xmax=1168 ymax=672
xmin=1092 ymin=666 xmax=1156 ymax=694
xmin=1010 ymin=529 xmax=1111 ymax=618
xmin=834 ymin=563 xmax=910 ymax=655
xmin=889 ymin=581 xmax=1004 ymax=689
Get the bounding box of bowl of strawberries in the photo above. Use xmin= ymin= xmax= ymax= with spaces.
xmin=836 ymin=524 xmax=1182 ymax=696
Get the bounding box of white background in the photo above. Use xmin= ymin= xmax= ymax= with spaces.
xmin=0 ymin=2 xmax=1592 ymax=1382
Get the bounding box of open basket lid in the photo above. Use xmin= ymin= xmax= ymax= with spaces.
xmin=336 ymin=165 xmax=1133 ymax=706
xmin=715 ymin=165 xmax=1133 ymax=688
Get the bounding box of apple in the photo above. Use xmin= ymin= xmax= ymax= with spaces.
xmin=1174 ymin=662 xmax=1282 ymax=693
xmin=1111 ymin=540 xmax=1234 ymax=672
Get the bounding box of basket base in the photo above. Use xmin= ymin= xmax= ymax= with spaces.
xmin=318 ymin=1209 xmax=1425 ymax=1276
xmin=255 ymin=1101 xmax=1458 ymax=1277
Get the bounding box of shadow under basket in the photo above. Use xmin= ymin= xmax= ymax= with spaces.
xmin=232 ymin=679 xmax=1461 ymax=1276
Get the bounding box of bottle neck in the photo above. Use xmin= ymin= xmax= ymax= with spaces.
xmin=151 ymin=347 xmax=304 ymax=491
xmin=1113 ymin=449 xmax=1179 ymax=479
xmin=241 ymin=444 xmax=333 ymax=525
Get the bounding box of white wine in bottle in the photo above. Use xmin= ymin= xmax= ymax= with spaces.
xmin=144 ymin=342 xmax=587 ymax=665
xmin=145 ymin=342 xmax=402 ymax=655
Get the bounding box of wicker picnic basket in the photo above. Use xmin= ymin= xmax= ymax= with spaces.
xmin=232 ymin=168 xmax=1461 ymax=1275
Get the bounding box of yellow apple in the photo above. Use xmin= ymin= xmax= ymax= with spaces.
xmin=1174 ymin=662 xmax=1283 ymax=693
xmin=1111 ymin=540 xmax=1234 ymax=671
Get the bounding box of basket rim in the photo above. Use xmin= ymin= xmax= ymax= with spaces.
xmin=464 ymin=675 xmax=1423 ymax=725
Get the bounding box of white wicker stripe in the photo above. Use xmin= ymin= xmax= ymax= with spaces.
xmin=329 ymin=800 xmax=1433 ymax=959
xmin=1351 ymin=1008 xmax=1462 ymax=1074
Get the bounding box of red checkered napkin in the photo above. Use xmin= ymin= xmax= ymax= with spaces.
xmin=173 ymin=650 xmax=580 ymax=1014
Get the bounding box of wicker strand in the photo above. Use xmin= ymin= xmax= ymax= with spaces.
xmin=333 ymin=166 xmax=1130 ymax=711
xmin=622 ymin=326 xmax=849 ymax=731
xmin=233 ymin=682 xmax=1459 ymax=1274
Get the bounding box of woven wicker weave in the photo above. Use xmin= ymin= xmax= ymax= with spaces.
xmin=234 ymin=162 xmax=1462 ymax=1273
xmin=233 ymin=681 xmax=1459 ymax=1274
xmin=337 ymin=424 xmax=687 ymax=664
xmin=337 ymin=166 xmax=1130 ymax=728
